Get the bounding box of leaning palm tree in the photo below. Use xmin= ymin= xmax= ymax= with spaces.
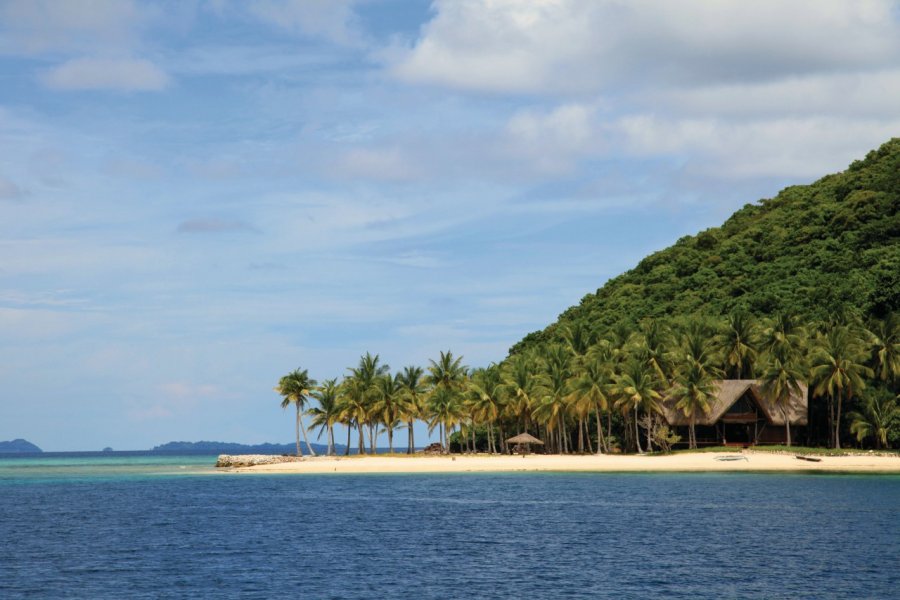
xmin=810 ymin=325 xmax=873 ymax=449
xmin=275 ymin=368 xmax=318 ymax=457
xmin=759 ymin=353 xmax=805 ymax=448
xmin=848 ymin=391 xmax=900 ymax=450
xmin=397 ymin=365 xmax=426 ymax=454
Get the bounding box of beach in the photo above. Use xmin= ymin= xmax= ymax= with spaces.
xmin=220 ymin=451 xmax=900 ymax=474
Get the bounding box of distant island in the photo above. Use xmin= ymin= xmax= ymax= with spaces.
xmin=0 ymin=439 xmax=43 ymax=453
xmin=150 ymin=440 xmax=333 ymax=455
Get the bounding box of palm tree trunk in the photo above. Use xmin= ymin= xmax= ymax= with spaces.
xmin=299 ymin=413 xmax=316 ymax=456
xmin=345 ymin=425 xmax=351 ymax=456
xmin=781 ymin=406 xmax=791 ymax=447
xmin=595 ymin=407 xmax=604 ymax=454
xmin=585 ymin=419 xmax=594 ymax=454
xmin=408 ymin=420 xmax=415 ymax=454
xmin=577 ymin=417 xmax=584 ymax=453
xmin=471 ymin=422 xmax=476 ymax=453
xmin=295 ymin=404 xmax=303 ymax=457
xmin=357 ymin=422 xmax=365 ymax=454
xmin=607 ymin=412 xmax=613 ymax=450
xmin=634 ymin=406 xmax=644 ymax=454
xmin=387 ymin=426 xmax=393 ymax=454
xmin=327 ymin=424 xmax=335 ymax=456
xmin=828 ymin=393 xmax=835 ymax=448
xmin=499 ymin=422 xmax=506 ymax=454
xmin=689 ymin=416 xmax=696 ymax=450
xmin=835 ymin=390 xmax=844 ymax=450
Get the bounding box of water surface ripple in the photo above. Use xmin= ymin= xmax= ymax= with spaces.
xmin=1 ymin=457 xmax=898 ymax=599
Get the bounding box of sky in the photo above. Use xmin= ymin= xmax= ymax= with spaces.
xmin=2 ymin=0 xmax=900 ymax=451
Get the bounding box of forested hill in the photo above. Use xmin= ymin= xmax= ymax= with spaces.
xmin=511 ymin=138 xmax=900 ymax=354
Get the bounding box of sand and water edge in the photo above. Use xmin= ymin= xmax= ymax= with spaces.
xmin=217 ymin=451 xmax=900 ymax=475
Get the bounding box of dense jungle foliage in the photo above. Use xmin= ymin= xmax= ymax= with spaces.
xmin=511 ymin=138 xmax=900 ymax=355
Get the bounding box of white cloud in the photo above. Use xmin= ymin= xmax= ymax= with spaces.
xmin=390 ymin=0 xmax=900 ymax=94
xmin=614 ymin=114 xmax=900 ymax=178
xmin=0 ymin=0 xmax=147 ymax=55
xmin=246 ymin=0 xmax=362 ymax=46
xmin=41 ymin=57 xmax=169 ymax=91
xmin=664 ymin=69 xmax=900 ymax=119
xmin=504 ymin=103 xmax=600 ymax=174
xmin=336 ymin=146 xmax=417 ymax=182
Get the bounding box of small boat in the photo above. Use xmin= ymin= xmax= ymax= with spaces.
xmin=714 ymin=455 xmax=748 ymax=462
xmin=795 ymin=455 xmax=822 ymax=462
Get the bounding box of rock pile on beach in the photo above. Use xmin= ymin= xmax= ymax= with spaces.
xmin=215 ymin=454 xmax=305 ymax=468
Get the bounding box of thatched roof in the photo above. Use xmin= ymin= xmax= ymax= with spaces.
xmin=507 ymin=433 xmax=544 ymax=445
xmin=661 ymin=379 xmax=808 ymax=427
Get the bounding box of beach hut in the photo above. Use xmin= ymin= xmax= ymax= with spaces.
xmin=506 ymin=433 xmax=544 ymax=455
xmin=661 ymin=379 xmax=808 ymax=447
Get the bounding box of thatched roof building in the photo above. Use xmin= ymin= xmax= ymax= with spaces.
xmin=661 ymin=379 xmax=808 ymax=445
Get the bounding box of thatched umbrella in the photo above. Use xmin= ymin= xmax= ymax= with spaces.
xmin=506 ymin=432 xmax=544 ymax=454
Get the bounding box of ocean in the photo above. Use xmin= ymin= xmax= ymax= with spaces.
xmin=1 ymin=453 xmax=898 ymax=598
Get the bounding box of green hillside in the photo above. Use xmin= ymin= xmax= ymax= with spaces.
xmin=512 ymin=138 xmax=900 ymax=354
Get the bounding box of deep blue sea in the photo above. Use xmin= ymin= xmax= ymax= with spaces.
xmin=1 ymin=454 xmax=898 ymax=599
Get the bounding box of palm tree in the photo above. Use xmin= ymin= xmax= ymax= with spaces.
xmin=867 ymin=313 xmax=900 ymax=384
xmin=347 ymin=353 xmax=389 ymax=453
xmin=632 ymin=319 xmax=673 ymax=384
xmin=715 ymin=312 xmax=760 ymax=379
xmin=468 ymin=365 xmax=506 ymax=454
xmin=338 ymin=375 xmax=370 ymax=455
xmin=374 ymin=373 xmax=403 ymax=453
xmin=426 ymin=386 xmax=463 ymax=451
xmin=569 ymin=356 xmax=613 ymax=453
xmin=275 ymin=368 xmax=318 ymax=457
xmin=397 ymin=366 xmax=426 ymax=454
xmin=309 ymin=378 xmax=340 ymax=455
xmin=670 ymin=360 xmax=716 ymax=449
xmin=503 ymin=352 xmax=538 ymax=437
xmin=848 ymin=391 xmax=900 ymax=450
xmin=533 ymin=344 xmax=573 ymax=453
xmin=759 ymin=355 xmax=805 ymax=447
xmin=614 ymin=359 xmax=663 ymax=454
xmin=763 ymin=313 xmax=806 ymax=361
xmin=426 ymin=350 xmax=468 ymax=452
xmin=810 ymin=325 xmax=873 ymax=449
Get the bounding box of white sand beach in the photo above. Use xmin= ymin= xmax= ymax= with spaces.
xmin=221 ymin=452 xmax=900 ymax=474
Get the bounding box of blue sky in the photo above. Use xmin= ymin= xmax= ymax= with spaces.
xmin=3 ymin=0 xmax=900 ymax=450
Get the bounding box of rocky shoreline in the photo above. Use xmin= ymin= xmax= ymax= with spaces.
xmin=215 ymin=454 xmax=306 ymax=468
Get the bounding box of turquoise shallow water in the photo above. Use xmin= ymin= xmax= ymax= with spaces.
xmin=1 ymin=454 xmax=899 ymax=598
xmin=0 ymin=453 xmax=216 ymax=483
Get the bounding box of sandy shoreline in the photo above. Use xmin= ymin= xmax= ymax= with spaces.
xmin=221 ymin=451 xmax=900 ymax=474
